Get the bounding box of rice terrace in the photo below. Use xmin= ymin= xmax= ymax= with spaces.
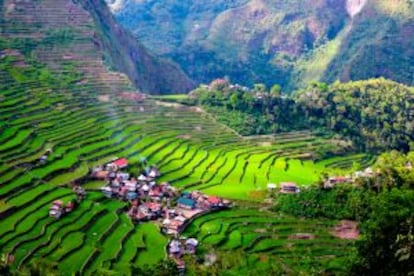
xmin=0 ymin=61 xmax=366 ymax=273
xmin=0 ymin=48 xmax=368 ymax=274
xmin=1 ymin=0 xmax=413 ymax=275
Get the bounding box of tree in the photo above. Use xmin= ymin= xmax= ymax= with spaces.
xmin=131 ymin=259 xmax=178 ymax=276
xmin=18 ymin=259 xmax=59 ymax=276
xmin=350 ymin=189 xmax=414 ymax=275
xmin=242 ymin=91 xmax=254 ymax=110
xmin=0 ymin=254 xmax=10 ymax=276
xmin=229 ymin=93 xmax=239 ymax=110
xmin=270 ymin=84 xmax=281 ymax=97
xmin=253 ymin=83 xmax=267 ymax=93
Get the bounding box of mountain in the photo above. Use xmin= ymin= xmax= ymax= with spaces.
xmin=322 ymin=1 xmax=414 ymax=86
xmin=0 ymin=0 xmax=192 ymax=94
xmin=111 ymin=0 xmax=414 ymax=91
xmin=81 ymin=0 xmax=194 ymax=94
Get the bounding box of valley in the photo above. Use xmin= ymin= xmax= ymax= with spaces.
xmin=0 ymin=0 xmax=413 ymax=275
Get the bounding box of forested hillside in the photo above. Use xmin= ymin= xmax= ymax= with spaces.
xmin=188 ymin=78 xmax=414 ymax=152
xmin=110 ymin=0 xmax=414 ymax=91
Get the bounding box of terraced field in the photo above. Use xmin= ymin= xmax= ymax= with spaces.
xmin=0 ymin=0 xmax=365 ymax=273
xmin=182 ymin=208 xmax=352 ymax=273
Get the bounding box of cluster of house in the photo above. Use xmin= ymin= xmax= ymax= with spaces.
xmin=267 ymin=166 xmax=389 ymax=193
xmin=49 ymin=200 xmax=76 ymax=219
xmin=49 ymin=184 xmax=85 ymax=219
xmin=92 ymin=158 xmax=171 ymax=202
xmin=168 ymin=238 xmax=199 ymax=271
xmin=92 ymin=158 xmax=231 ymax=235
xmin=90 ymin=157 xmax=233 ymax=271
xmin=162 ymin=191 xmax=231 ymax=235
xmin=324 ymin=167 xmax=380 ymax=189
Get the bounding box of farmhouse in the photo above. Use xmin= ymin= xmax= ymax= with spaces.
xmin=119 ymin=92 xmax=146 ymax=102
xmin=168 ymin=239 xmax=182 ymax=256
xmin=207 ymin=196 xmax=221 ymax=207
xmin=324 ymin=176 xmax=351 ymax=189
xmin=280 ymin=182 xmax=300 ymax=194
xmin=185 ymin=238 xmax=199 ymax=254
xmin=92 ymin=169 xmax=109 ymax=180
xmin=49 ymin=200 xmax=76 ymax=219
xmin=168 ymin=238 xmax=200 ymax=271
xmin=72 ymin=184 xmax=86 ymax=201
xmin=49 ymin=200 xmax=63 ymax=219
xmin=177 ymin=197 xmax=196 ymax=210
xmin=107 ymin=158 xmax=128 ymax=170
xmin=163 ymin=218 xmax=185 ymax=234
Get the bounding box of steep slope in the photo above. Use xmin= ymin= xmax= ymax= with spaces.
xmin=112 ymin=0 xmax=413 ymax=91
xmin=0 ymin=0 xmax=192 ymax=94
xmin=81 ymin=0 xmax=194 ymax=94
xmin=322 ymin=0 xmax=414 ymax=86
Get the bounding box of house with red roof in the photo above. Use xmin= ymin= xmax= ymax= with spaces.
xmin=207 ymin=196 xmax=221 ymax=207
xmin=111 ymin=158 xmax=128 ymax=169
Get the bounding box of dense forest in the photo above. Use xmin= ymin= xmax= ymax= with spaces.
xmin=188 ymin=78 xmax=414 ymax=152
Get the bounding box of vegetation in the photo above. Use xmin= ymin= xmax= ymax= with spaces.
xmin=296 ymin=79 xmax=414 ymax=152
xmin=274 ymin=185 xmax=373 ymax=220
xmin=351 ymin=188 xmax=414 ymax=275
xmin=188 ymin=78 xmax=414 ymax=152
xmin=0 ymin=31 xmax=366 ymax=276
xmin=182 ymin=207 xmax=352 ymax=275
xmin=272 ymin=151 xmax=414 ymax=275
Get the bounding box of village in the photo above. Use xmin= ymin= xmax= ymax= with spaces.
xmin=89 ymin=157 xmax=231 ymax=271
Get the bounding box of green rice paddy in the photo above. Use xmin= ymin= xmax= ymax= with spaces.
xmin=182 ymin=208 xmax=352 ymax=274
